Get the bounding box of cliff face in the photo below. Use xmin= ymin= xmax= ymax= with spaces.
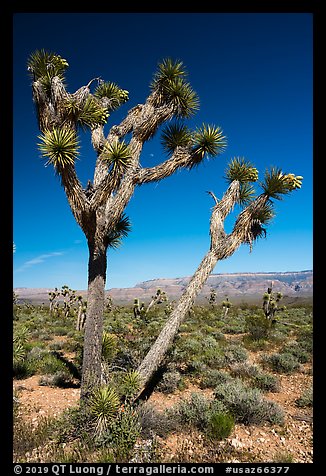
xmin=14 ymin=270 xmax=313 ymax=305
xmin=109 ymin=270 xmax=313 ymax=303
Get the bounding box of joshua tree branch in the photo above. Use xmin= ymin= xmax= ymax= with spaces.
xmin=134 ymin=146 xmax=195 ymax=184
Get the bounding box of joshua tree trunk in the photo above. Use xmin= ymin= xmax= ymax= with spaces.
xmin=81 ymin=239 xmax=107 ymax=399
xmin=136 ymin=182 xmax=271 ymax=393
xmin=137 ymin=250 xmax=218 ymax=387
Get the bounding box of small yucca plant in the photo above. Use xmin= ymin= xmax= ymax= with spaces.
xmin=119 ymin=370 xmax=141 ymax=400
xmin=38 ymin=127 xmax=80 ymax=170
xmin=13 ymin=340 xmax=26 ymax=367
xmin=102 ymin=331 xmax=118 ymax=362
xmin=88 ymin=386 xmax=120 ymax=435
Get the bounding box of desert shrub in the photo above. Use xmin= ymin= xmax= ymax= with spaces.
xmin=229 ymin=362 xmax=259 ymax=379
xmin=242 ymin=336 xmax=269 ymax=352
xmin=221 ymin=316 xmax=246 ymax=335
xmin=206 ymin=411 xmax=235 ymax=441
xmin=223 ymin=343 xmax=248 ymax=365
xmin=14 ymin=396 xmax=56 ymax=462
xmin=157 ymin=371 xmax=183 ymax=394
xmin=272 ymin=451 xmax=294 ymax=463
xmin=229 ymin=363 xmax=280 ymax=392
xmin=202 ymin=345 xmax=226 ymax=367
xmin=48 ymin=341 xmax=65 ymax=351
xmin=54 ymin=405 xmax=94 ymax=444
xmin=261 ymin=352 xmax=301 ymax=374
xmin=97 ymin=405 xmax=141 ymax=462
xmin=38 ymin=370 xmax=75 ymax=388
xmin=252 ymin=372 xmax=281 ymax=393
xmin=245 ymin=313 xmax=271 ymax=340
xmin=171 ymin=392 xmax=233 ymax=441
xmin=281 ymin=341 xmax=310 ymax=363
xmin=200 ymin=369 xmax=233 ymax=389
xmin=137 ymin=402 xmax=177 ymax=438
xmin=296 ymin=327 xmax=313 ymax=353
xmin=295 ymin=386 xmax=313 ymax=408
xmin=214 ymin=378 xmax=284 ymax=425
xmin=37 ymin=352 xmax=70 ymax=375
xmin=53 ymin=326 xmax=69 ymax=336
xmin=173 ymin=393 xmax=226 ymax=429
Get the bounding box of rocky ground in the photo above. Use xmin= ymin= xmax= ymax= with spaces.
xmin=13 ymin=337 xmax=313 ymax=463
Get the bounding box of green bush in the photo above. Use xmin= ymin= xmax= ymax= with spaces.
xmin=97 ymin=405 xmax=141 ymax=462
xmin=214 ymin=378 xmax=284 ymax=425
xmin=229 ymin=362 xmax=259 ymax=379
xmin=281 ymin=341 xmax=310 ymax=363
xmin=245 ymin=314 xmax=271 ymax=340
xmin=295 ymin=386 xmax=313 ymax=408
xmin=252 ymin=372 xmax=280 ymax=393
xmin=223 ymin=344 xmax=248 ymax=365
xmin=261 ymin=352 xmax=301 ymax=374
xmin=37 ymin=353 xmax=70 ymax=375
xmin=157 ymin=371 xmax=183 ymax=394
xmin=137 ymin=402 xmax=177 ymax=438
xmin=206 ymin=411 xmax=235 ymax=441
xmin=200 ymin=369 xmax=233 ymax=389
xmin=171 ymin=392 xmax=234 ymax=441
xmin=38 ymin=371 xmax=75 ymax=388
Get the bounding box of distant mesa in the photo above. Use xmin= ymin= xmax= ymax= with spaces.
xmin=15 ymin=270 xmax=312 ymax=305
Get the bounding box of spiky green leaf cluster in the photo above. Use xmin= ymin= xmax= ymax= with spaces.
xmin=102 ymin=331 xmax=118 ymax=362
xmin=119 ymin=370 xmax=141 ymax=400
xmin=64 ymin=96 xmax=109 ymax=128
xmin=151 ymin=58 xmax=199 ymax=118
xmin=94 ymin=81 xmax=129 ymax=111
xmin=226 ymin=157 xmax=259 ymax=184
xmin=246 ymin=203 xmax=275 ymax=246
xmin=106 ymin=214 xmax=132 ymax=249
xmin=192 ymin=124 xmax=227 ymax=162
xmin=237 ymin=183 xmax=256 ymax=206
xmin=27 ymin=49 xmax=69 ymax=91
xmin=161 ymin=122 xmax=192 ymax=156
xmin=103 ymin=140 xmax=132 ymax=175
xmin=38 ymin=127 xmax=80 ymax=170
xmin=261 ymin=167 xmax=303 ymax=199
xmin=88 ymin=386 xmax=120 ymax=435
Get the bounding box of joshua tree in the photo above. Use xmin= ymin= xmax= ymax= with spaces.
xmin=262 ymin=282 xmax=284 ymax=322
xmin=28 ymin=50 xmax=229 ymax=398
xmin=48 ymin=288 xmax=59 ymax=315
xmin=207 ymin=288 xmax=218 ymax=308
xmin=222 ymin=296 xmax=232 ymax=318
xmin=146 ymin=288 xmax=168 ymax=314
xmin=136 ymin=161 xmax=302 ymax=393
xmin=76 ymin=295 xmax=87 ymax=331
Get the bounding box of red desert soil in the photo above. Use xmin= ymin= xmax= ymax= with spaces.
xmin=14 ymin=371 xmax=312 ymax=463
xmin=13 ymin=335 xmax=312 ymax=463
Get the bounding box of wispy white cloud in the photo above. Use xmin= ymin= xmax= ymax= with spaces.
xmin=16 ymin=251 xmax=64 ymax=272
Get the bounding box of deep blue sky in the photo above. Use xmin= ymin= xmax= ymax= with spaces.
xmin=13 ymin=13 xmax=313 ymax=290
